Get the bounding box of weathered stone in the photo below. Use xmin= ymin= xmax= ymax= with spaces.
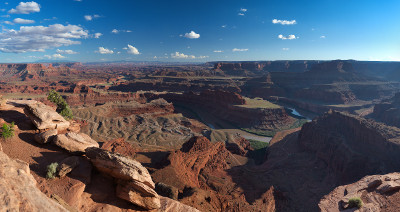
xmin=53 ymin=132 xmax=99 ymax=153
xmin=159 ymin=196 xmax=200 ymax=212
xmin=0 ymin=151 xmax=68 ymax=211
xmin=34 ymin=129 xmax=58 ymax=144
xmin=85 ymin=147 xmax=155 ymax=188
xmin=320 ymin=173 xmax=400 ymax=211
xmin=57 ymin=156 xmax=80 ymax=177
xmin=116 ymin=180 xmax=160 ymax=210
xmin=24 ymin=101 xmax=70 ymax=130
xmin=377 ymin=181 xmax=400 ymax=194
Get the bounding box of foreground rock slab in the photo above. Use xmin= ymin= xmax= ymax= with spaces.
xmin=116 ymin=180 xmax=160 ymax=210
xmin=319 ymin=172 xmax=400 ymax=211
xmin=160 ymin=196 xmax=200 ymax=212
xmin=0 ymin=151 xmax=68 ymax=211
xmin=24 ymin=101 xmax=70 ymax=130
xmin=34 ymin=129 xmax=58 ymax=144
xmin=85 ymin=147 xmax=155 ymax=188
xmin=85 ymin=147 xmax=160 ymax=209
xmin=54 ymin=132 xmax=99 ymax=153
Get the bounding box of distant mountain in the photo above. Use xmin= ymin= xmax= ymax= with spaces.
xmin=34 ymin=59 xmax=77 ymax=63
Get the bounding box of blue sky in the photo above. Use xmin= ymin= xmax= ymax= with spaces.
xmin=0 ymin=0 xmax=399 ymax=62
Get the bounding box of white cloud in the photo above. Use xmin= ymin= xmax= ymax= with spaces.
xmin=184 ymin=31 xmax=200 ymax=39
xmin=272 ymin=19 xmax=297 ymax=25
xmin=232 ymin=48 xmax=248 ymax=52
xmin=198 ymin=55 xmax=209 ymax=59
xmin=171 ymin=52 xmax=195 ymax=59
xmin=221 ymin=25 xmax=227 ymax=28
xmin=56 ymin=49 xmax=77 ymax=54
xmin=44 ymin=54 xmax=65 ymax=59
xmin=84 ymin=15 xmax=92 ymax=21
xmin=126 ymin=44 xmax=140 ymax=55
xmin=9 ymin=1 xmax=40 ymax=14
xmin=74 ymin=0 xmax=82 ymax=1
xmin=13 ymin=18 xmax=35 ymax=24
xmin=240 ymin=8 xmax=247 ymax=12
xmin=0 ymin=24 xmax=88 ymax=53
xmin=84 ymin=14 xmax=100 ymax=21
xmin=213 ymin=50 xmax=223 ymax=53
xmin=238 ymin=13 xmax=245 ymax=16
xmin=52 ymin=53 xmax=65 ymax=59
xmin=282 ymin=48 xmax=289 ymax=51
xmin=320 ymin=35 xmax=326 ymax=39
xmin=278 ymin=34 xmax=298 ymax=40
xmin=94 ymin=32 xmax=102 ymax=38
xmin=97 ymin=47 xmax=113 ymax=54
xmin=3 ymin=21 xmax=13 ymax=25
xmin=111 ymin=29 xmax=131 ymax=34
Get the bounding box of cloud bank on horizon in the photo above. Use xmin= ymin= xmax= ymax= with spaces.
xmin=0 ymin=0 xmax=399 ymax=62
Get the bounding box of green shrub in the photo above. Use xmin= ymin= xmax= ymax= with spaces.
xmin=348 ymin=197 xmax=363 ymax=209
xmin=46 ymin=162 xmax=59 ymax=179
xmin=47 ymin=90 xmax=73 ymax=120
xmin=1 ymin=122 xmax=15 ymax=139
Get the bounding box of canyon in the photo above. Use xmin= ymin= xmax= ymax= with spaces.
xmin=1 ymin=60 xmax=400 ymax=211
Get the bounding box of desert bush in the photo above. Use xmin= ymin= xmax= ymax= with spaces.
xmin=348 ymin=197 xmax=363 ymax=209
xmin=1 ymin=122 xmax=15 ymax=139
xmin=47 ymin=90 xmax=73 ymax=120
xmin=46 ymin=162 xmax=59 ymax=179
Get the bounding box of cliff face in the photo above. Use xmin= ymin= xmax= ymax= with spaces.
xmin=213 ymin=60 xmax=317 ymax=76
xmin=151 ymin=90 xmax=295 ymax=130
xmin=372 ymin=92 xmax=400 ymax=128
xmin=298 ymin=110 xmax=400 ymax=184
xmin=244 ymin=61 xmax=398 ymax=104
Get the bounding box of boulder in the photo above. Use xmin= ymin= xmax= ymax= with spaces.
xmin=57 ymin=156 xmax=80 ymax=177
xmin=159 ymin=196 xmax=200 ymax=212
xmin=53 ymin=132 xmax=99 ymax=153
xmin=34 ymin=129 xmax=58 ymax=144
xmin=85 ymin=147 xmax=155 ymax=189
xmin=24 ymin=101 xmax=70 ymax=130
xmin=116 ymin=180 xmax=160 ymax=210
xmin=0 ymin=151 xmax=68 ymax=211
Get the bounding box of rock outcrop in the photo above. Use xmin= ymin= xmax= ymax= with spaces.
xmin=159 ymin=196 xmax=200 ymax=212
xmin=116 ymin=180 xmax=160 ymax=210
xmin=85 ymin=147 xmax=160 ymax=210
xmin=24 ymin=101 xmax=70 ymax=130
xmin=57 ymin=156 xmax=80 ymax=177
xmin=298 ymin=110 xmax=400 ymax=184
xmin=53 ymin=132 xmax=99 ymax=153
xmin=319 ymin=172 xmax=400 ymax=211
xmin=34 ymin=129 xmax=58 ymax=144
xmin=0 ymin=150 xmax=68 ymax=211
xmin=372 ymin=92 xmax=400 ymax=128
